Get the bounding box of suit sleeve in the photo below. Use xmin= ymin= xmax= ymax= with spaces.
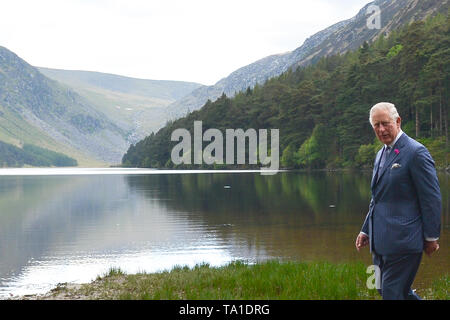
xmin=361 ymin=198 xmax=373 ymax=235
xmin=410 ymin=146 xmax=442 ymax=240
xmin=361 ymin=153 xmax=379 ymax=235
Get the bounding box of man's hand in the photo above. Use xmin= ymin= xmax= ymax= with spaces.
xmin=424 ymin=240 xmax=439 ymax=257
xmin=355 ymin=233 xmax=369 ymax=251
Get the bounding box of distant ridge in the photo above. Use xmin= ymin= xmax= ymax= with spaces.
xmin=38 ymin=67 xmax=203 ymax=101
xmin=165 ymin=0 xmax=449 ymax=121
xmin=38 ymin=67 xmax=204 ymax=146
xmin=0 ymin=46 xmax=128 ymax=164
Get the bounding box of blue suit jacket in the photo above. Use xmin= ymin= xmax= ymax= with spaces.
xmin=361 ymin=133 xmax=441 ymax=255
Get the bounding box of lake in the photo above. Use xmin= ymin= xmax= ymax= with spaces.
xmin=0 ymin=168 xmax=448 ymax=298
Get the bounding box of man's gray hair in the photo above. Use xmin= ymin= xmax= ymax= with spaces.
xmin=369 ymin=102 xmax=399 ymax=126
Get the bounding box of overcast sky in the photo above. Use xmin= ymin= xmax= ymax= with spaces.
xmin=0 ymin=0 xmax=371 ymax=85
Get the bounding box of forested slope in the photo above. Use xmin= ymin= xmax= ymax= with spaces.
xmin=123 ymin=14 xmax=449 ymax=170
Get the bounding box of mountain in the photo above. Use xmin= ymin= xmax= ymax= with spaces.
xmin=0 ymin=48 xmax=203 ymax=166
xmin=165 ymin=0 xmax=449 ymax=121
xmin=0 ymin=46 xmax=129 ymax=165
xmin=122 ymin=12 xmax=449 ymax=170
xmin=292 ymin=0 xmax=450 ymax=69
xmin=38 ymin=68 xmax=203 ymax=145
xmin=164 ymin=18 xmax=349 ymax=120
xmin=38 ymin=68 xmax=203 ymax=101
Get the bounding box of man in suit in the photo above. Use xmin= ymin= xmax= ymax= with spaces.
xmin=355 ymin=102 xmax=441 ymax=300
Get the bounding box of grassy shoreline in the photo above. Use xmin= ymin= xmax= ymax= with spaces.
xmin=15 ymin=260 xmax=449 ymax=300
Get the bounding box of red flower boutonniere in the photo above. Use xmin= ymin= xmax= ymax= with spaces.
xmin=394 ymin=149 xmax=399 ymax=155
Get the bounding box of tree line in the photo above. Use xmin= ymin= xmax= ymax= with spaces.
xmin=122 ymin=13 xmax=449 ymax=170
xmin=0 ymin=141 xmax=78 ymax=167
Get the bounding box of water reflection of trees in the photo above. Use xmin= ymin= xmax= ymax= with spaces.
xmin=143 ymin=171 xmax=447 ymax=224
xmin=126 ymin=171 xmax=374 ymax=225
xmin=125 ymin=171 xmax=449 ymax=265
xmin=125 ymin=172 xmax=371 ymax=262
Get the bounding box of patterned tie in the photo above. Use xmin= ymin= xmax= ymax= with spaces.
xmin=376 ymin=146 xmax=391 ymax=182
xmin=380 ymin=146 xmax=391 ymax=168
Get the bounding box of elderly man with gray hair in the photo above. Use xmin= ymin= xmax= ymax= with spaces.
xmin=355 ymin=102 xmax=441 ymax=300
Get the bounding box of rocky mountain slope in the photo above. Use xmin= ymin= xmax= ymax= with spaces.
xmin=0 ymin=48 xmax=203 ymax=165
xmin=0 ymin=46 xmax=128 ymax=164
xmin=165 ymin=0 xmax=449 ymax=121
xmin=292 ymin=0 xmax=449 ymax=69
xmin=39 ymin=68 xmax=203 ymax=145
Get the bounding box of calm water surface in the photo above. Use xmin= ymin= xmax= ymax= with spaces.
xmin=0 ymin=168 xmax=448 ymax=298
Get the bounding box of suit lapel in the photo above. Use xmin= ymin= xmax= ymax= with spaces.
xmin=371 ymin=148 xmax=383 ymax=189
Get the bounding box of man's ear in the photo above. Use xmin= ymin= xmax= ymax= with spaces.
xmin=396 ymin=116 xmax=401 ymax=128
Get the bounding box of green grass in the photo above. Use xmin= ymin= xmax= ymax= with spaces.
xmin=66 ymin=260 xmax=386 ymax=300
xmin=45 ymin=260 xmax=449 ymax=300
xmin=422 ymin=274 xmax=449 ymax=300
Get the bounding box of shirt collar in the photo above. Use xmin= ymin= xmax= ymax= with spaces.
xmin=386 ymin=129 xmax=403 ymax=149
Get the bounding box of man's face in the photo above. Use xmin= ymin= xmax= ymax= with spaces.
xmin=371 ymin=109 xmax=401 ymax=145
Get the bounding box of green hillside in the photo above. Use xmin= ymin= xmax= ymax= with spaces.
xmin=0 ymin=103 xmax=103 ymax=166
xmin=38 ymin=68 xmax=204 ymax=144
xmin=122 ymin=13 xmax=449 ymax=170
xmin=0 ymin=141 xmax=77 ymax=167
xmin=0 ymin=46 xmax=131 ymax=165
